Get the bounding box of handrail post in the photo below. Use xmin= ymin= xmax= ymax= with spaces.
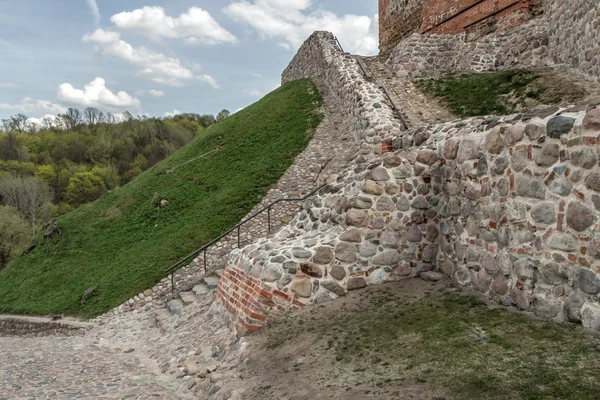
xmin=171 ymin=273 xmax=174 ymax=295
xmin=267 ymin=206 xmax=272 ymax=234
xmin=237 ymin=226 xmax=241 ymax=248
xmin=204 ymin=249 xmax=207 ymax=274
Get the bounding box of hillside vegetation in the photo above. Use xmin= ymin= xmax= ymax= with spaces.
xmin=0 ymin=79 xmax=322 ymax=318
xmin=414 ymin=69 xmax=588 ymax=117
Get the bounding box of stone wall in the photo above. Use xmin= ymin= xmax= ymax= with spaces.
xmin=386 ymin=19 xmax=550 ymax=79
xmin=379 ymin=0 xmax=424 ymax=55
xmin=282 ymin=31 xmax=405 ymax=147
xmin=0 ymin=315 xmax=90 ymax=337
xmin=386 ymin=0 xmax=600 ymax=80
xmin=544 ymin=0 xmax=600 ymax=79
xmin=378 ymin=0 xmax=538 ymax=55
xmin=219 ymin=97 xmax=600 ymax=334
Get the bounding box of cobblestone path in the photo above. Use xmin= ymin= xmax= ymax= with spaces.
xmin=0 ymin=336 xmax=187 ymax=400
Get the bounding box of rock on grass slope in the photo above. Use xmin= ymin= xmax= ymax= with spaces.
xmin=0 ymin=79 xmax=323 ymax=319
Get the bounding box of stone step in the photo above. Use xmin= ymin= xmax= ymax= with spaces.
xmin=192 ymin=284 xmax=210 ymax=297
xmin=203 ymin=276 xmax=220 ymax=289
xmin=179 ymin=291 xmax=197 ymax=306
xmin=167 ymin=299 xmax=183 ymax=315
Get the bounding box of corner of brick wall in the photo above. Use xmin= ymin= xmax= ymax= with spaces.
xmin=216 ymin=265 xmax=304 ymax=335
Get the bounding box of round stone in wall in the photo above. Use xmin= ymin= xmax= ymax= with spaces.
xmin=583 ymin=107 xmax=600 ymax=130
xmin=485 ymin=126 xmax=506 ymax=154
xmin=547 ymin=116 xmax=575 ymax=138
xmin=585 ymin=171 xmax=600 ymax=192
xmin=416 ymin=149 xmax=438 ymax=165
xmin=290 ymin=278 xmax=312 ymax=298
xmin=531 ymin=202 xmax=556 ymax=224
xmin=566 ymin=201 xmax=594 ymax=232
xmin=369 ymin=167 xmax=390 ymax=181
xmin=346 ymin=277 xmax=367 ymax=290
xmin=535 ymin=143 xmax=560 ymax=166
xmin=330 ymin=265 xmax=346 ymax=281
xmin=571 ymin=147 xmax=598 ymax=169
xmin=579 ymin=268 xmax=600 ymax=294
xmin=335 ymin=242 xmax=357 ymax=263
xmin=313 ymin=246 xmax=334 ymax=264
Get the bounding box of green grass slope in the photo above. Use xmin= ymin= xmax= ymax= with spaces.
xmin=0 ymin=79 xmax=323 ymax=319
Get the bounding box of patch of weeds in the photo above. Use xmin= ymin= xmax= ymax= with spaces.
xmin=414 ymin=70 xmax=545 ymax=117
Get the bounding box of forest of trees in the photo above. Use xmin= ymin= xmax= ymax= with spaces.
xmin=0 ymin=107 xmax=230 ymax=268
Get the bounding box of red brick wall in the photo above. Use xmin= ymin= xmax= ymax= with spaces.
xmin=421 ymin=0 xmax=533 ymax=35
xmin=217 ymin=266 xmax=304 ymax=335
xmin=379 ymin=0 xmax=424 ymax=55
xmin=379 ymin=0 xmax=536 ymax=53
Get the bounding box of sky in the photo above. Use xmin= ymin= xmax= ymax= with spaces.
xmin=0 ymin=0 xmax=379 ymax=124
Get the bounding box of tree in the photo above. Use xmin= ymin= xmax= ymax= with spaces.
xmin=57 ymin=108 xmax=84 ymax=131
xmin=0 ymin=175 xmax=52 ymax=236
xmin=0 ymin=205 xmax=29 ymax=269
xmin=2 ymin=114 xmax=30 ymax=133
xmin=64 ymin=171 xmax=106 ymax=206
xmin=216 ymin=109 xmax=230 ymax=122
xmin=84 ymin=107 xmax=105 ymax=134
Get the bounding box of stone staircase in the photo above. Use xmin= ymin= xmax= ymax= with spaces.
xmin=357 ymin=55 xmax=454 ymax=129
xmin=166 ymin=271 xmax=221 ymax=315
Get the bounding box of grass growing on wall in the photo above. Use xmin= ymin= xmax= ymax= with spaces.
xmin=414 ymin=70 xmax=543 ymax=117
xmin=0 ymin=79 xmax=323 ymax=319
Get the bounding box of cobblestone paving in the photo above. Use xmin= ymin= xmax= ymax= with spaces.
xmin=0 ymin=336 xmax=188 ymax=400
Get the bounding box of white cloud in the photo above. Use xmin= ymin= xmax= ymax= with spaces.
xmin=0 ymin=83 xmax=18 ymax=88
xmin=223 ymin=0 xmax=378 ymax=55
xmin=148 ymin=89 xmax=165 ymax=98
xmin=198 ymin=75 xmax=219 ymax=89
xmin=164 ymin=109 xmax=181 ymax=117
xmin=0 ymin=97 xmax=67 ymax=116
xmin=243 ymin=89 xmax=262 ymax=97
xmin=27 ymin=114 xmax=60 ymax=128
xmin=250 ymin=72 xmax=263 ymax=78
xmin=111 ymin=6 xmax=237 ymax=45
xmin=83 ymin=29 xmax=218 ymax=87
xmin=57 ymin=77 xmax=141 ymax=112
xmin=86 ymin=0 xmax=101 ymax=27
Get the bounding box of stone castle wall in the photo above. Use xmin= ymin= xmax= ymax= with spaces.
xmin=217 ymin=31 xmax=600 ymax=334
xmin=386 ymin=0 xmax=600 ymax=80
xmin=378 ymin=0 xmax=538 ymax=54
xmin=282 ymin=31 xmax=405 ymax=147
xmin=386 ymin=19 xmax=550 ymax=79
xmin=421 ymin=0 xmax=535 ymax=35
xmin=379 ymin=0 xmax=424 ymax=55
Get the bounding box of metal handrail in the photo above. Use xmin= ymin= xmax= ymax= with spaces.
xmin=334 ymin=36 xmax=345 ymax=53
xmin=355 ymin=58 xmax=373 ymax=83
xmin=380 ymin=85 xmax=410 ymax=130
xmin=165 ymin=183 xmax=328 ymax=293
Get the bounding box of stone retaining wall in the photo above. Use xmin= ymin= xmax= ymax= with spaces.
xmin=386 ymin=19 xmax=550 ymax=79
xmin=386 ymin=0 xmax=600 ymax=80
xmin=218 ymin=93 xmax=600 ymax=333
xmin=0 ymin=316 xmax=89 ymax=337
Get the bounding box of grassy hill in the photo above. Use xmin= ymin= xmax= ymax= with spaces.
xmin=0 ymin=79 xmax=323 ymax=319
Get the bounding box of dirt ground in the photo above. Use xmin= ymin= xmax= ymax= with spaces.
xmin=239 ymin=276 xmax=600 ymax=400
xmin=241 ymin=278 xmax=455 ymax=400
